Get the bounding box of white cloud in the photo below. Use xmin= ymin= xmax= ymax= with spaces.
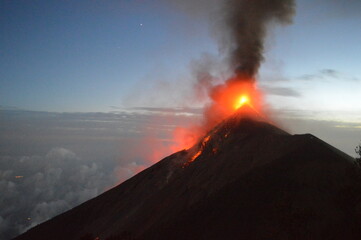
xmin=0 ymin=147 xmax=118 ymax=239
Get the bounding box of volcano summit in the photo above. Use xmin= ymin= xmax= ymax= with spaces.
xmin=14 ymin=109 xmax=361 ymax=240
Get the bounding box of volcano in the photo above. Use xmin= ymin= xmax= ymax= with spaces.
xmin=14 ymin=108 xmax=361 ymax=240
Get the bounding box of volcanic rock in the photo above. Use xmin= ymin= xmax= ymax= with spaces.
xmin=14 ymin=109 xmax=361 ymax=240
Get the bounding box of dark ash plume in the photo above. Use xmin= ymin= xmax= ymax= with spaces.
xmin=220 ymin=0 xmax=295 ymax=78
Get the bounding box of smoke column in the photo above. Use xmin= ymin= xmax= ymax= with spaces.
xmin=183 ymin=0 xmax=296 ymax=138
xmin=158 ymin=0 xmax=296 ymax=151
xmin=221 ymin=0 xmax=295 ymax=78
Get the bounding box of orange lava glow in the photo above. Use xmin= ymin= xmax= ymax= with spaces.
xmin=185 ymin=135 xmax=211 ymax=166
xmin=145 ymin=75 xmax=265 ymax=167
xmin=173 ymin=76 xmax=264 ymax=162
xmin=234 ymin=95 xmax=249 ymax=109
xmin=203 ymin=77 xmax=264 ymax=131
xmin=190 ymin=150 xmax=202 ymax=163
xmin=170 ymin=127 xmax=199 ymax=152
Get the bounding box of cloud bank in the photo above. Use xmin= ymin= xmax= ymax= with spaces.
xmin=0 ymin=147 xmax=117 ymax=239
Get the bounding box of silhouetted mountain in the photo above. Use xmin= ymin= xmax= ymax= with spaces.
xmin=14 ymin=108 xmax=361 ymax=240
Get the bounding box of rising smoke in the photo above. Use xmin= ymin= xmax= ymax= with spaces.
xmin=220 ymin=0 xmax=295 ymax=78
xmin=168 ymin=0 xmax=295 ymax=78
xmin=165 ymin=0 xmax=296 ymax=139
xmin=206 ymin=0 xmax=295 ymax=131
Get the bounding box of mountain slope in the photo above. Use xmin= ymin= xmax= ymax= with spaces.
xmin=14 ymin=110 xmax=361 ymax=240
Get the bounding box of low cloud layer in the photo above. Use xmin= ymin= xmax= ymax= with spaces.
xmin=0 ymin=147 xmax=117 ymax=239
xmin=0 ymin=109 xmax=198 ymax=239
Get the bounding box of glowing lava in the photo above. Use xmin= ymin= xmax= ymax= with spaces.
xmin=203 ymin=77 xmax=264 ymax=131
xmin=234 ymin=95 xmax=249 ymax=109
xmin=148 ymin=76 xmax=265 ymax=166
xmin=184 ymin=135 xmax=211 ymax=167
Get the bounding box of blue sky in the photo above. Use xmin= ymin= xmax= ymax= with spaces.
xmin=1 ymin=0 xmax=360 ymax=120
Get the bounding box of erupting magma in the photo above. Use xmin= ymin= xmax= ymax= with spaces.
xmin=171 ymin=75 xmax=264 ymax=156
xmin=205 ymin=77 xmax=263 ymax=123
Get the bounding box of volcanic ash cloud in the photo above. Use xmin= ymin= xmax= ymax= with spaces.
xmin=218 ymin=0 xmax=295 ymax=77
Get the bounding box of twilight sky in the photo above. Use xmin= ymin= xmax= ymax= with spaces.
xmin=1 ymin=0 xmax=360 ymax=118
xmin=1 ymin=1 xmax=361 ymax=239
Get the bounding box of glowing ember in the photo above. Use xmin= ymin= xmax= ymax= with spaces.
xmin=234 ymin=95 xmax=249 ymax=109
xmin=203 ymin=135 xmax=211 ymax=143
xmin=190 ymin=150 xmax=202 ymax=163
xmin=185 ymin=135 xmax=211 ymax=166
xmin=203 ymin=77 xmax=264 ymax=130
